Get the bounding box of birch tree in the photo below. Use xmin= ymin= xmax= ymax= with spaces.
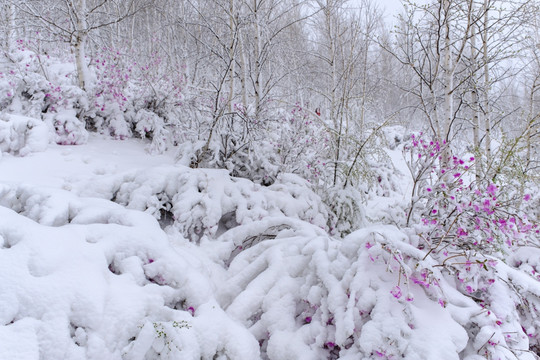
xmin=307 ymin=0 xmax=384 ymax=186
xmin=14 ymin=0 xmax=149 ymax=91
xmin=391 ymin=0 xmax=478 ymax=146
xmin=0 ymin=0 xmax=16 ymax=52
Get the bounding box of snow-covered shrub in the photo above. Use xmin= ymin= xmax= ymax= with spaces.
xmin=0 ymin=113 xmax=48 ymax=156
xmin=180 ymin=108 xmax=279 ymax=185
xmin=44 ymin=109 xmax=88 ymax=145
xmin=134 ymin=109 xmax=168 ymax=154
xmin=88 ymin=47 xmax=187 ymax=145
xmin=181 ymin=103 xmax=330 ymax=187
xmin=321 ymin=185 xmax=365 ymax=236
xmin=89 ymin=48 xmax=133 ymax=138
xmin=75 ymin=167 xmax=332 ymax=243
xmin=0 ymin=184 xmax=260 ymax=360
xmin=270 ymin=104 xmax=331 ymax=184
xmin=404 ymin=133 xmax=539 ymax=253
xmin=399 ymin=133 xmax=540 ymax=357
xmin=219 ymin=219 xmax=540 ymax=360
xmin=0 ymin=41 xmax=89 ymax=145
xmin=219 ymin=112 xmax=281 ymax=185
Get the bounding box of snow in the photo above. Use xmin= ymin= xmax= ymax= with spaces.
xmin=0 ymin=133 xmax=175 ymax=188
xmin=0 ymin=130 xmax=539 ymax=359
xmin=0 ymin=113 xmax=49 ymax=157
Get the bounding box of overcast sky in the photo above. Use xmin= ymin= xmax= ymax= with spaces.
xmin=349 ymin=0 xmax=404 ymax=25
xmin=379 ymin=0 xmax=404 ymax=17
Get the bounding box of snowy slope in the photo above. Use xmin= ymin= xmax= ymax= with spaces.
xmin=0 ymin=120 xmax=539 ymax=359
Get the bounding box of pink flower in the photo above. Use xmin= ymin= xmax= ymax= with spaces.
xmin=456 ymin=228 xmax=468 ymax=237
xmin=524 ymin=194 xmax=531 ymax=201
xmin=391 ymin=286 xmax=402 ymax=299
xmin=486 ymin=183 xmax=497 ymax=196
xmin=411 ymin=276 xmax=429 ymax=288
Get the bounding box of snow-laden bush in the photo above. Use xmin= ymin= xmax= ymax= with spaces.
xmin=75 ymin=166 xmax=333 ymax=243
xmin=321 ymin=185 xmax=366 ymax=236
xmin=135 ymin=109 xmax=170 ymax=155
xmin=219 ymin=220 xmax=540 ymax=360
xmin=0 ymin=184 xmax=260 ymax=360
xmin=403 ymin=133 xmax=539 ymax=252
xmin=0 ymin=42 xmax=89 ymax=145
xmin=44 ymin=109 xmax=88 ymax=145
xmin=179 ymin=104 xmax=330 ymax=186
xmin=0 ymin=113 xmax=48 ymax=156
xmin=269 ymin=105 xmax=331 ymax=184
xmin=88 ymin=48 xmax=187 ymax=145
xmin=396 ymin=133 xmax=540 ymax=357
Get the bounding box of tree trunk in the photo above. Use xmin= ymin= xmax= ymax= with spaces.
xmin=470 ymin=22 xmax=482 ymax=181
xmin=228 ymin=0 xmax=236 ymax=113
xmin=483 ymin=0 xmax=491 ymax=164
xmin=238 ymin=28 xmax=249 ymax=110
xmin=73 ymin=0 xmax=89 ymax=91
xmin=74 ymin=35 xmax=88 ymax=91
xmin=253 ymin=0 xmax=262 ymax=117
xmin=442 ymin=0 xmax=453 ymax=143
xmin=6 ymin=2 xmax=16 ymax=51
xmin=441 ymin=0 xmax=453 ymax=166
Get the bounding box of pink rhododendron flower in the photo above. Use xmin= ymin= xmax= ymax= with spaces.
xmin=486 ymin=183 xmax=497 ymax=196
xmin=390 ymin=286 xmax=402 ymax=299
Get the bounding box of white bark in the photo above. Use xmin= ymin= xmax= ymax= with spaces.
xmin=6 ymin=2 xmax=16 ymax=51
xmin=483 ymin=0 xmax=491 ymax=164
xmin=238 ymin=28 xmax=249 ymax=109
xmin=442 ymin=0 xmax=453 ymax=143
xmin=470 ymin=22 xmax=482 ymax=180
xmin=74 ymin=0 xmax=89 ymax=91
xmin=253 ymin=0 xmax=262 ymax=116
xmin=228 ymin=0 xmax=236 ymax=113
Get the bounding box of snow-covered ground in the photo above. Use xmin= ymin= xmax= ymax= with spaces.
xmin=1 ymin=118 xmax=539 ymax=359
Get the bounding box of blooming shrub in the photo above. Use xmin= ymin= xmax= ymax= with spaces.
xmin=0 ymin=40 xmax=89 ymax=145
xmin=404 ymin=133 xmax=539 ymax=255
xmin=393 ymin=133 xmax=540 ymax=357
